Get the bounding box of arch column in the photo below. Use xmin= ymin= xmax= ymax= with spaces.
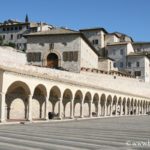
xmin=28 ymin=95 xmax=33 ymax=122
xmin=132 ymin=102 xmax=134 ymax=115
xmin=104 ymin=101 xmax=107 ymax=117
xmin=135 ymin=102 xmax=138 ymax=115
xmin=80 ymin=101 xmax=84 ymax=118
xmin=141 ymin=102 xmax=143 ymax=115
xmin=70 ymin=98 xmax=74 ymax=119
xmin=44 ymin=96 xmax=49 ymax=120
xmin=146 ymin=102 xmax=149 ymax=113
xmin=97 ymin=101 xmax=100 ymax=117
xmin=125 ymin=101 xmax=127 ymax=115
xmin=89 ymin=100 xmax=92 ymax=118
xmin=129 ymin=102 xmax=131 ymax=115
xmin=115 ymin=101 xmax=118 ymax=116
xmin=58 ymin=97 xmax=63 ymax=119
xmin=120 ymin=101 xmax=123 ymax=116
xmin=110 ymin=101 xmax=113 ymax=116
xmin=0 ymin=92 xmax=6 ymax=122
xmin=138 ymin=102 xmax=140 ymax=115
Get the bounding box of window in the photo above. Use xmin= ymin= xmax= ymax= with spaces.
xmin=120 ymin=62 xmax=123 ymax=68
xmin=128 ymin=71 xmax=131 ymax=75
xmin=17 ymin=34 xmax=22 ymax=39
xmin=24 ymin=44 xmax=27 ymax=50
xmin=63 ymin=51 xmax=78 ymax=62
xmin=128 ymin=62 xmax=131 ymax=68
xmin=113 ymin=63 xmax=116 ymax=68
xmin=134 ymin=71 xmax=141 ymax=77
xmin=10 ymin=34 xmax=13 ymax=40
xmin=11 ymin=27 xmax=14 ymax=31
xmin=113 ymin=50 xmax=116 ymax=55
xmin=120 ymin=49 xmax=123 ymax=55
xmin=62 ymin=42 xmax=67 ymax=46
xmin=3 ymin=35 xmax=5 ymax=40
xmin=137 ymin=48 xmax=140 ymax=52
xmin=15 ymin=26 xmax=18 ymax=30
xmin=136 ymin=62 xmax=140 ymax=67
xmin=92 ymin=39 xmax=99 ymax=45
xmin=27 ymin=52 xmax=41 ymax=62
xmin=39 ymin=43 xmax=44 ymax=46
xmin=19 ymin=26 xmax=22 ymax=30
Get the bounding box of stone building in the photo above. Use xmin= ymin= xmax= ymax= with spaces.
xmin=106 ymin=42 xmax=134 ymax=70
xmin=126 ymin=53 xmax=150 ymax=82
xmin=25 ymin=28 xmax=99 ymax=72
xmin=0 ymin=19 xmax=53 ymax=51
xmin=133 ymin=42 xmax=150 ymax=52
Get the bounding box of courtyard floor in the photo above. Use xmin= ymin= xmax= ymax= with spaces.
xmin=0 ymin=116 xmax=150 ymax=150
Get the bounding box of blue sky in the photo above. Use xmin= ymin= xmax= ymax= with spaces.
xmin=0 ymin=0 xmax=150 ymax=41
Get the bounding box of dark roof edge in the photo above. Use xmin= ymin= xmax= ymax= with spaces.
xmin=79 ymin=27 xmax=108 ymax=34
xmin=24 ymin=32 xmax=99 ymax=56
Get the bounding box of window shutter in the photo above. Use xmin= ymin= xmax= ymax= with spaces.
xmin=74 ymin=51 xmax=78 ymax=61
xmin=63 ymin=52 xmax=67 ymax=61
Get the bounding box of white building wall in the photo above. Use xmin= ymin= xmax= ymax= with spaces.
xmin=98 ymin=59 xmax=115 ymax=71
xmin=127 ymin=56 xmax=150 ymax=82
xmin=105 ymin=35 xmax=120 ymax=45
xmin=80 ymin=38 xmax=98 ymax=69
xmin=107 ymin=43 xmax=134 ymax=70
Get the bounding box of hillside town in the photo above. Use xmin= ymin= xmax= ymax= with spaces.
xmin=0 ymin=16 xmax=150 ymax=83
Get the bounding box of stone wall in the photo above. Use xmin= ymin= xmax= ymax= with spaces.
xmin=80 ymin=38 xmax=98 ymax=69
xmin=0 ymin=46 xmax=27 ymax=65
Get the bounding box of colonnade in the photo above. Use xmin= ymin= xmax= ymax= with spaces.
xmin=0 ymin=80 xmax=150 ymax=122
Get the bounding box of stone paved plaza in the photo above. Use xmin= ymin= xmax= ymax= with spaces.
xmin=0 ymin=116 xmax=150 ymax=150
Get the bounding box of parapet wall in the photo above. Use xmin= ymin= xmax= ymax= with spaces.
xmin=0 ymin=60 xmax=150 ymax=99
xmin=0 ymin=46 xmax=26 ymax=65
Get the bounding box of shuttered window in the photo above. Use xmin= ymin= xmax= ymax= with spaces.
xmin=27 ymin=52 xmax=41 ymax=62
xmin=63 ymin=51 xmax=78 ymax=62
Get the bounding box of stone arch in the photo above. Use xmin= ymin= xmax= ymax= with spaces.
xmin=134 ymin=99 xmax=137 ymax=115
xmin=74 ymin=90 xmax=83 ymax=117
xmin=100 ymin=94 xmax=106 ymax=116
xmin=49 ymin=86 xmax=61 ymax=115
xmin=143 ymin=100 xmax=146 ymax=114
xmin=131 ymin=99 xmax=134 ymax=115
xmin=62 ymin=89 xmax=73 ymax=118
xmin=106 ymin=95 xmax=112 ymax=116
xmin=112 ymin=96 xmax=117 ymax=116
xmin=127 ymin=98 xmax=130 ymax=115
xmin=137 ymin=100 xmax=140 ymax=115
xmin=92 ymin=93 xmax=99 ymax=117
xmin=6 ymin=81 xmax=31 ymax=121
xmin=118 ymin=97 xmax=122 ymax=115
xmin=83 ymin=92 xmax=92 ymax=117
xmin=32 ymin=84 xmax=47 ymax=120
xmin=122 ymin=98 xmax=126 ymax=115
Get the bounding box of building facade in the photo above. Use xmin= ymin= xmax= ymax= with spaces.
xmin=25 ymin=28 xmax=98 ymax=72
xmin=0 ymin=19 xmax=53 ymax=51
